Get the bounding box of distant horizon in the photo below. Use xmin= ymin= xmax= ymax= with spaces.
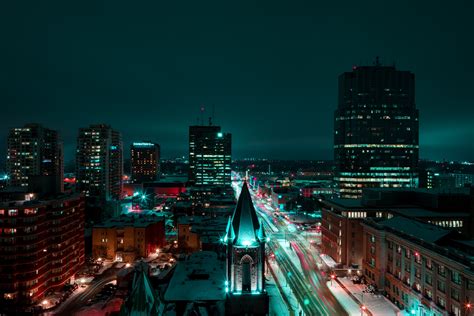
xmin=1 ymin=1 xmax=473 ymax=165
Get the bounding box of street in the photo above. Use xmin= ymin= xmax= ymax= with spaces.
xmin=47 ymin=266 xmax=120 ymax=316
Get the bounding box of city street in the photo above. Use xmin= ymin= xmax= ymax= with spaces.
xmin=48 ymin=266 xmax=121 ymax=316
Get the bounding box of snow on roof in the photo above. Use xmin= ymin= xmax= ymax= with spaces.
xmin=379 ymin=216 xmax=451 ymax=243
xmin=164 ymin=251 xmax=225 ymax=302
xmin=94 ymin=213 xmax=164 ymax=228
xmin=392 ymin=208 xmax=469 ymax=218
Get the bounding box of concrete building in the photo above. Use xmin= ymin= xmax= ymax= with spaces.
xmin=362 ymin=216 xmax=474 ymax=316
xmin=6 ymin=123 xmax=63 ymax=192
xmin=130 ymin=141 xmax=160 ymax=184
xmin=177 ymin=216 xmax=228 ymax=253
xmin=164 ymin=251 xmax=226 ymax=315
xmin=321 ymin=188 xmax=472 ymax=268
xmin=334 ymin=60 xmax=419 ymax=198
xmin=92 ymin=213 xmax=165 ymax=263
xmin=76 ymin=124 xmax=123 ymax=203
xmin=271 ymin=186 xmax=298 ymax=211
xmin=0 ymin=191 xmax=85 ymax=312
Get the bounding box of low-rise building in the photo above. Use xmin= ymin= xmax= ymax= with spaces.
xmin=164 ymin=251 xmax=226 ymax=315
xmin=271 ymin=187 xmax=298 ymax=211
xmin=177 ymin=216 xmax=227 ymax=253
xmin=92 ymin=213 xmax=165 ymax=263
xmin=321 ymin=187 xmax=472 ymax=268
xmin=362 ymin=216 xmax=474 ymax=316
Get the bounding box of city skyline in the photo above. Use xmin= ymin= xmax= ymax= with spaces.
xmin=1 ymin=1 xmax=473 ymax=163
xmin=2 ymin=2 xmax=474 ymax=315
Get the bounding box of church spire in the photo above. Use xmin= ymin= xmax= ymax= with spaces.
xmin=230 ymin=181 xmax=261 ymax=246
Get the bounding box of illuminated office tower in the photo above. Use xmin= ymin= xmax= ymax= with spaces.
xmin=76 ymin=124 xmax=123 ymax=202
xmin=334 ymin=59 xmax=419 ymax=198
xmin=6 ymin=123 xmax=63 ymax=192
xmin=130 ymin=141 xmax=160 ymax=183
xmin=188 ymin=125 xmax=231 ymax=186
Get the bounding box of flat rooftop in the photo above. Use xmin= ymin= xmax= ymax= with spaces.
xmin=379 ymin=216 xmax=451 ymax=243
xmin=94 ymin=213 xmax=164 ymax=228
xmin=164 ymin=251 xmax=225 ymax=301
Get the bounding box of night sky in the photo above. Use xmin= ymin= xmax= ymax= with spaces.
xmin=1 ymin=0 xmax=473 ymax=164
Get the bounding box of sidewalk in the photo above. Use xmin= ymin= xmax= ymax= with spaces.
xmin=328 ymin=276 xmax=400 ymax=316
xmin=266 ymin=268 xmax=291 ymax=316
xmin=327 ymin=279 xmax=367 ymax=316
xmin=277 ymin=239 xmax=303 ymax=274
xmin=267 ymin=257 xmax=302 ymax=316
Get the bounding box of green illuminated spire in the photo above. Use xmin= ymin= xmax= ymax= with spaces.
xmin=231 ymin=181 xmax=261 ymax=246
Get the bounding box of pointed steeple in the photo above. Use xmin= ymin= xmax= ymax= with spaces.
xmin=120 ymin=262 xmax=161 ymax=315
xmin=231 ymin=181 xmax=261 ymax=246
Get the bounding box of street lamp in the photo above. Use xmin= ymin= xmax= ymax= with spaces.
xmin=360 ymin=304 xmax=366 ymax=316
xmin=330 ymin=273 xmax=336 ymax=286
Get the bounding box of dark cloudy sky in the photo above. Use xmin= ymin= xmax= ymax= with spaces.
xmin=1 ymin=0 xmax=473 ymax=163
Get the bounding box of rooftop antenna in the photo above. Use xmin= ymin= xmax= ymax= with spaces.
xmin=212 ymin=104 xmax=215 ymax=125
xmin=375 ymin=56 xmax=381 ymax=66
xmin=200 ymin=105 xmax=205 ymax=125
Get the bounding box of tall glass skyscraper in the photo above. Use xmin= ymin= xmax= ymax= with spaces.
xmin=188 ymin=125 xmax=231 ymax=186
xmin=334 ymin=61 xmax=419 ymax=198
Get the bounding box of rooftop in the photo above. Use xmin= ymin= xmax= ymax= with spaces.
xmin=164 ymin=251 xmax=225 ymax=302
xmin=95 ymin=213 xmax=164 ymax=228
xmin=379 ymin=216 xmax=451 ymax=243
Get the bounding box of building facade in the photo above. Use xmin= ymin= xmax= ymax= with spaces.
xmin=92 ymin=214 xmax=165 ymax=263
xmin=321 ymin=188 xmax=472 ymax=268
xmin=189 ymin=125 xmax=231 ymax=186
xmin=76 ymin=124 xmax=123 ymax=202
xmin=0 ymin=192 xmax=85 ymax=312
xmin=6 ymin=124 xmax=63 ymax=192
xmin=335 ymin=61 xmax=419 ymax=198
xmin=362 ymin=217 xmax=474 ymax=316
xmin=130 ymin=142 xmax=160 ymax=184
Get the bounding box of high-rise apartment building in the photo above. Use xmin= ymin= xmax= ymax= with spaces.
xmin=335 ymin=60 xmax=419 ymax=198
xmin=6 ymin=124 xmax=63 ymax=192
xmin=188 ymin=125 xmax=231 ymax=186
xmin=130 ymin=142 xmax=160 ymax=183
xmin=76 ymin=124 xmax=123 ymax=202
xmin=0 ymin=191 xmax=85 ymax=312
